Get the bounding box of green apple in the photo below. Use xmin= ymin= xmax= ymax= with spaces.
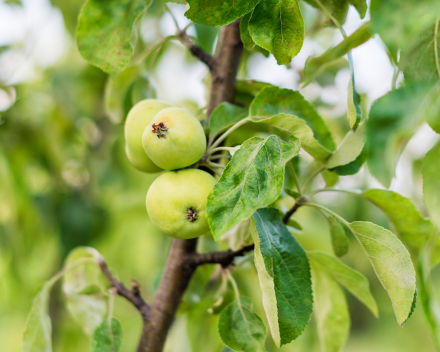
xmin=142 ymin=107 xmax=206 ymax=170
xmin=125 ymin=99 xmax=171 ymax=173
xmin=146 ymin=169 xmax=216 ymax=239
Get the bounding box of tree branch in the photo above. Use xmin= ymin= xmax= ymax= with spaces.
xmin=99 ymin=260 xmax=150 ymax=322
xmin=188 ymin=244 xmax=255 ymax=268
xmin=135 ymin=20 xmax=244 ymax=352
xmin=178 ymin=30 xmax=216 ymax=71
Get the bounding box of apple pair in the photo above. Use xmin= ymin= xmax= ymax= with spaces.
xmin=124 ymin=100 xmax=216 ymax=240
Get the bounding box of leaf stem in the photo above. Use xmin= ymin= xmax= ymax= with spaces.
xmin=209 ymin=154 xmax=231 ymax=161
xmin=288 ymin=160 xmax=301 ymax=193
xmin=304 ymin=203 xmax=351 ymax=227
xmin=308 ymin=187 xmax=361 ymax=197
xmin=208 ymin=117 xmax=250 ymax=152
xmin=314 ymin=0 xmax=347 ymax=38
xmin=302 ymin=166 xmax=325 ymax=194
xmin=435 ymin=18 xmax=440 ymax=80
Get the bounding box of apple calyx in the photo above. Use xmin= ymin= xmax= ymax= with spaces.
xmin=186 ymin=207 xmax=198 ymax=222
xmin=152 ymin=122 xmax=168 ymax=138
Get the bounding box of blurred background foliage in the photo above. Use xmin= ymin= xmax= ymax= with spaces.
xmin=0 ymin=0 xmax=439 ymax=351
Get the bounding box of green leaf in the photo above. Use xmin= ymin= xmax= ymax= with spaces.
xmin=366 ymin=84 xmax=432 ymax=187
xmin=218 ymin=296 xmax=267 ymax=352
xmin=321 ymin=169 xmax=339 ymax=188
xmin=240 ymin=11 xmax=256 ymax=50
xmin=423 ymin=142 xmax=440 ymax=232
xmin=76 ymin=0 xmax=149 ymax=76
xmin=326 ymin=122 xmax=366 ymax=169
xmin=304 ymin=0 xmax=367 ymax=25
xmin=349 ymin=221 xmax=416 ymax=325
xmin=360 ymin=189 xmax=436 ymax=250
xmin=332 ymin=144 xmax=367 ymax=176
xmin=23 ymin=282 xmax=53 ymax=352
xmin=250 ymin=87 xmax=336 ymax=151
xmin=347 ymin=51 xmax=362 ymax=129
xmin=90 ymin=318 xmax=123 ymax=352
xmin=207 ymin=135 xmax=300 ymax=240
xmin=248 ymin=0 xmax=304 ymax=65
xmin=370 ymin=0 xmax=440 ymax=57
xmin=401 ymin=23 xmax=440 ymax=84
xmin=308 ymin=251 xmax=378 ymax=317
xmin=184 ymin=0 xmax=261 ymax=27
xmin=312 ymin=265 xmax=350 ymax=352
xmin=418 ymin=242 xmax=440 ymax=350
xmin=250 ymin=114 xmax=332 ymax=161
xmin=287 ymin=218 xmax=303 ymax=230
xmin=209 ymin=102 xmax=248 ymax=137
xmin=251 ymin=208 xmax=313 ymax=347
xmin=303 ymin=23 xmax=371 ymax=87
xmin=188 ymin=299 xmax=223 ymax=352
xmin=63 ymin=247 xmax=107 ymax=335
xmin=327 ymin=215 xmax=349 ymax=257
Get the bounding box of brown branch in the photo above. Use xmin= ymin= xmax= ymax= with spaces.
xmin=189 ymin=244 xmax=255 ymax=268
xmin=207 ymin=19 xmax=244 ymax=118
xmin=178 ymin=30 xmax=216 ymax=71
xmin=135 ymin=20 xmax=244 ymax=352
xmin=99 ymin=260 xmax=150 ymax=322
xmin=283 ymin=199 xmax=306 ymax=224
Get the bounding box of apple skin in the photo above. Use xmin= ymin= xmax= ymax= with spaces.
xmin=142 ymin=107 xmax=206 ymax=170
xmin=125 ymin=99 xmax=171 ymax=173
xmin=146 ymin=169 xmax=217 ymax=239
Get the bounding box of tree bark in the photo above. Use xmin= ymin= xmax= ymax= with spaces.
xmin=136 ymin=20 xmax=243 ymax=352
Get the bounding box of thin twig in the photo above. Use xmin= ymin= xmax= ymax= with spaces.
xmin=177 ymin=30 xmax=216 ymax=71
xmin=188 ymin=244 xmax=255 ymax=268
xmin=99 ymin=260 xmax=150 ymax=322
xmin=283 ymin=201 xmax=304 ymax=224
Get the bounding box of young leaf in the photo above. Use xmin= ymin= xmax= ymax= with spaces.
xmin=423 ymin=142 xmax=440 ymax=231
xmin=251 ymin=208 xmax=313 ymax=347
xmin=185 ymin=0 xmax=261 ymax=27
xmin=207 ymin=135 xmax=300 ymax=240
xmin=332 ymin=144 xmax=367 ymax=176
xmin=308 ymin=251 xmax=378 ymax=317
xmin=248 ymin=0 xmax=304 ymax=65
xmin=349 ymin=221 xmax=416 ymax=325
xmin=322 ymin=169 xmax=339 ymax=188
xmin=90 ymin=317 xmax=123 ymax=352
xmin=327 ymin=215 xmax=350 ymax=257
xmin=312 ymin=265 xmax=350 ymax=352
xmin=366 ymin=83 xmax=432 ymax=187
xmin=23 ymin=282 xmax=53 ymax=352
xmin=303 ymin=23 xmax=371 ymax=87
xmin=222 ymin=218 xmax=254 ymax=251
xmin=360 ymin=189 xmax=436 ymax=249
xmin=326 ymin=122 xmax=366 ymax=170
xmin=63 ymin=247 xmax=107 ymax=335
xmin=250 ymin=87 xmax=336 ymax=151
xmin=240 ymin=11 xmax=256 ymax=50
xmin=77 ymin=0 xmax=149 ymax=76
xmin=209 ymin=102 xmax=248 ymax=137
xmin=347 ymin=51 xmax=362 ymax=130
xmin=250 ymin=114 xmax=332 ymax=161
xmin=218 ymin=296 xmax=267 ymax=352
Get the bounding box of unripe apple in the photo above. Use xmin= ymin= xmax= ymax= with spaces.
xmin=125 ymin=99 xmax=171 ymax=173
xmin=146 ymin=169 xmax=216 ymax=239
xmin=142 ymin=107 xmax=206 ymax=170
